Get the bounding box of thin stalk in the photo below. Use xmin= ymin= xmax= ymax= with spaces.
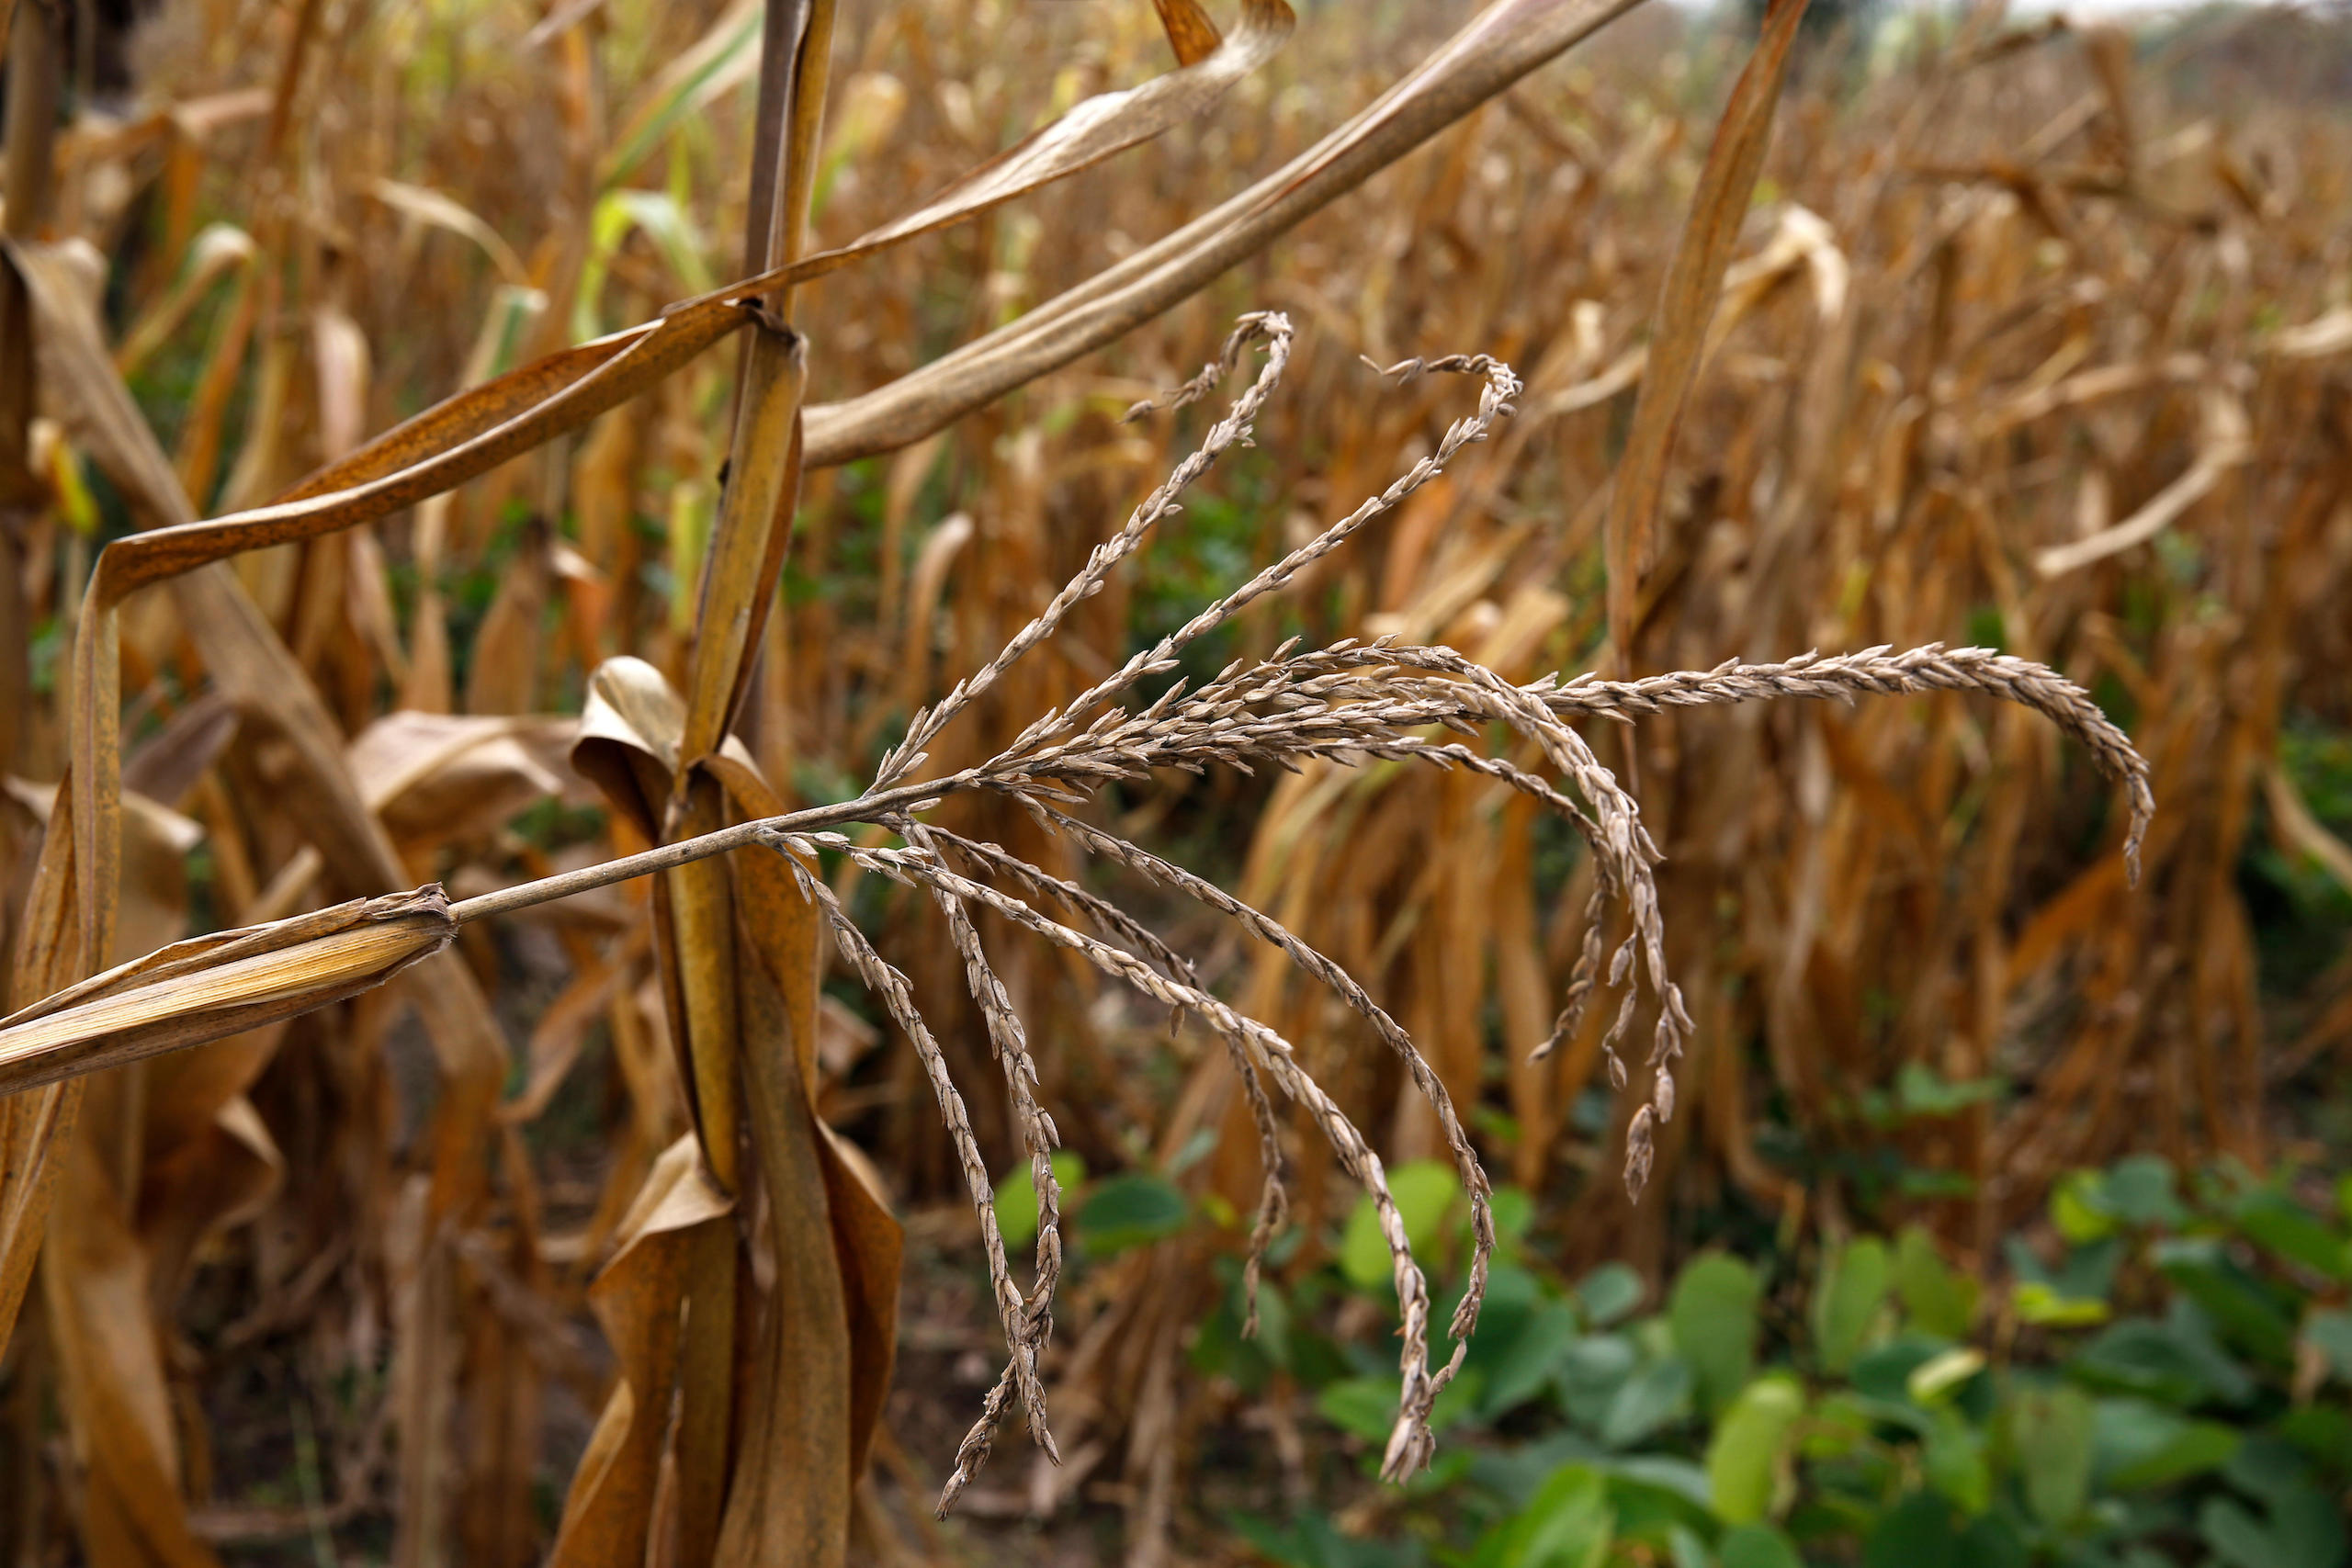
xmin=446 ymin=773 xmax=981 ymax=925
xmin=3 ymin=0 xmax=61 ymax=241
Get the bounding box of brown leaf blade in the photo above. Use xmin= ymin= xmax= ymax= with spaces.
xmin=798 ymin=0 xmax=1645 ymax=468
xmin=1602 ymin=0 xmax=1812 ymax=660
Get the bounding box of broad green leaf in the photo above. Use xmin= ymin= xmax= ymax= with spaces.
xmin=1317 ymin=1378 xmax=1402 ymax=1444
xmin=2154 ymin=1238 xmax=2298 ymax=1365
xmin=1814 ymin=1237 xmax=1889 ymax=1373
xmin=1705 ymin=1374 xmax=1804 ymax=1525
xmin=2199 ymin=1488 xmax=2348 ymax=1568
xmin=1078 ymin=1172 xmax=1190 ymax=1258
xmin=1484 ymin=1465 xmax=1614 ymax=1568
xmin=1578 ymin=1263 xmax=1645 ymax=1328
xmin=2052 ymin=1169 xmax=2118 ymax=1244
xmin=1599 ymin=1456 xmax=1715 ymax=1527
xmin=2225 ymin=1432 xmax=2320 ymax=1504
xmin=1490 ymin=1187 xmax=1535 ymax=1249
xmin=2070 ymin=1301 xmax=2255 ymax=1407
xmin=1670 ymin=1253 xmax=1761 ymax=1414
xmin=2005 ymin=1231 xmax=2123 ymax=1303
xmin=1592 ymin=1463 xmax=1714 ymax=1552
xmin=2094 ymin=1397 xmax=2240 ymax=1490
xmin=1862 ymin=1492 xmax=1963 ymax=1568
xmin=1851 ymin=1336 xmax=1950 ymax=1404
xmin=1479 ymin=1300 xmax=1582 ymax=1419
xmin=2102 ymin=1155 xmax=2187 ymax=1226
xmin=1600 ymin=1358 xmax=1692 ymax=1450
xmin=2010 ymin=1384 xmax=2097 ymax=1527
xmin=1340 ymin=1160 xmax=1461 ymax=1292
xmin=1228 ymin=1509 xmax=1424 ymax=1568
xmin=993 ymin=1150 xmax=1086 ymax=1252
xmin=1892 ymin=1227 xmax=1979 ymax=1340
xmin=1317 ymin=1371 xmax=1481 ymax=1446
xmin=2233 ymin=1190 xmax=2350 ymax=1281
xmin=1717 ymin=1523 xmax=1804 ymax=1568
xmin=2275 ymin=1405 xmax=2352 ymax=1478
xmin=1922 ymin=1408 xmax=1991 ymax=1515
xmin=1557 ymin=1334 xmax=1639 ymax=1430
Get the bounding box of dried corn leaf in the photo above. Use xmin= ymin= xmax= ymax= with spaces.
xmin=1603 ymin=0 xmax=1810 ymax=659
xmin=0 ymin=888 xmax=458 ymax=1097
xmin=801 ymin=0 xmax=1645 ymax=466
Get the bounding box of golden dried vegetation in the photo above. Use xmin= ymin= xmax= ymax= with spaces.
xmin=0 ymin=0 xmax=2346 ymax=1561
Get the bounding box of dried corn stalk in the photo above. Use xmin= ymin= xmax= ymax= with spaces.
xmin=0 ymin=314 xmax=2154 ymax=1506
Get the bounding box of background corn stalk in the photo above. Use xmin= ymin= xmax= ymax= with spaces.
xmin=0 ymin=0 xmax=2346 ymax=1560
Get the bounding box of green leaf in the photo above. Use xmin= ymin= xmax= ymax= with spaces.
xmin=1557 ymin=1335 xmax=1639 ymax=1430
xmin=2006 ymin=1232 xmax=2123 ymax=1303
xmin=1851 ymin=1336 xmax=1948 ymax=1404
xmin=1705 ymin=1374 xmax=1804 ymax=1526
xmin=1895 ymin=1062 xmax=2005 ymax=1118
xmin=1922 ymin=1408 xmax=1991 ymax=1515
xmin=1596 ymin=1461 xmax=1715 ymax=1551
xmin=2102 ymin=1155 xmax=2187 ymax=1227
xmin=2225 ymin=1432 xmax=2319 ymax=1504
xmin=2233 ymin=1190 xmax=2350 ymax=1281
xmin=2014 ymin=1280 xmax=2110 ymax=1327
xmin=1600 ymin=1455 xmax=1714 ymax=1515
xmin=2052 ymin=1169 xmax=2118 ymax=1245
xmin=1717 ymin=1523 xmax=1804 ymax=1568
xmin=2094 ymin=1398 xmax=2241 ymax=1490
xmin=1340 ymin=1160 xmax=1461 ymax=1292
xmin=2276 ymin=1405 xmax=2352 ymax=1482
xmin=2070 ymin=1304 xmax=2256 ymax=1407
xmin=1317 ymin=1378 xmax=1402 ymax=1444
xmin=993 ymin=1151 xmax=1087 ymax=1252
xmin=2010 ymin=1384 xmax=2096 ymax=1527
xmin=2154 ymin=1238 xmax=2298 ymax=1365
xmin=1893 ymin=1227 xmax=1979 ymax=1340
xmin=1078 ymin=1172 xmax=1190 ymax=1258
xmin=1671 ymin=1254 xmax=1761 ymax=1415
xmin=1483 ymin=1465 xmax=1615 ymax=1568
xmin=1600 ymin=1358 xmax=1692 ymax=1450
xmin=1862 ymin=1492 xmax=1963 ymax=1568
xmin=596 ymin=0 xmax=764 ymax=190
xmin=2199 ymin=1487 xmax=2349 ymax=1568
xmin=1228 ymin=1509 xmax=1426 ymax=1568
xmin=1815 ymin=1238 xmax=1891 ymax=1373
xmin=1956 ymin=1511 xmax=2030 ymax=1568
xmin=1578 ymin=1263 xmax=1645 ymax=1328
xmin=1490 ymin=1187 xmax=1535 ymax=1249
xmin=1797 ymin=1390 xmax=1874 ymax=1461
xmin=1480 ymin=1300 xmax=1583 ymax=1419
xmin=1905 ymin=1347 xmax=1985 ymax=1405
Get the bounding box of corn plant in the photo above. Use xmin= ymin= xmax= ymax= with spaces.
xmin=32 ymin=0 xmax=2349 ymax=1560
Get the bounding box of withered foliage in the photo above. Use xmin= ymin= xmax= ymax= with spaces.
xmin=0 ymin=0 xmax=2344 ymax=1561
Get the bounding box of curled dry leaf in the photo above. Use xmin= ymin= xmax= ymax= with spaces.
xmin=0 ymin=888 xmax=458 ymax=1096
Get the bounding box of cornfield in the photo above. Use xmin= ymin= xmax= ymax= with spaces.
xmin=0 ymin=0 xmax=2346 ymax=1562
